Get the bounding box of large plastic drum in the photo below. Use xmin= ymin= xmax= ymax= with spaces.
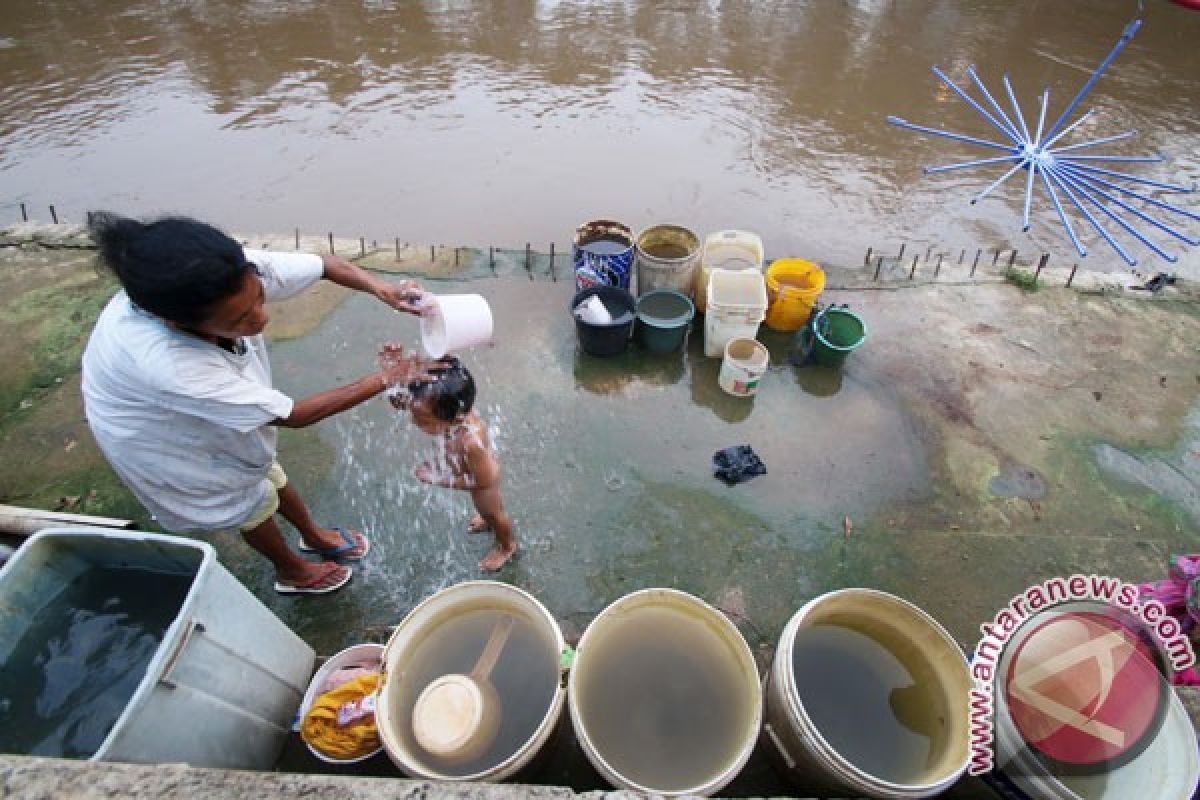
xmin=763 ymin=588 xmax=971 ymax=798
xmin=568 ymin=588 xmax=762 ymax=796
xmin=376 ymin=581 xmax=568 ymax=783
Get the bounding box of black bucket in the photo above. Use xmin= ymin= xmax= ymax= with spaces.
xmin=571 ymin=285 xmax=636 ymax=357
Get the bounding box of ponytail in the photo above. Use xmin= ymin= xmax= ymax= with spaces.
xmin=88 ymin=211 xmax=250 ymax=325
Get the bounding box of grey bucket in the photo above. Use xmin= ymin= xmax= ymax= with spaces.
xmin=635 ymin=224 xmax=701 ymax=298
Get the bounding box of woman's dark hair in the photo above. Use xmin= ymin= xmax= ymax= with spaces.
xmin=409 ymin=356 xmax=476 ymax=422
xmin=88 ymin=211 xmax=252 ymax=325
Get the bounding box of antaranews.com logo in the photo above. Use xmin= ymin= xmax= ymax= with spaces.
xmin=967 ymin=574 xmax=1195 ymax=779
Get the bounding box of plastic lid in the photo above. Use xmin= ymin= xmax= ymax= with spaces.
xmin=411 ymin=675 xmax=486 ymax=756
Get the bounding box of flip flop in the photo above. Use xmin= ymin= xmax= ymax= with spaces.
xmin=298 ymin=527 xmax=370 ymax=563
xmin=274 ymin=562 xmax=352 ymax=595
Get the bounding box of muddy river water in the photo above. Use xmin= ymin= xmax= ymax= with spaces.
xmin=2 ymin=0 xmax=1198 ymax=270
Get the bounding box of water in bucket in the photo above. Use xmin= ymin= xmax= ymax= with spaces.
xmin=571 ymin=602 xmax=758 ymax=792
xmin=384 ymin=605 xmax=559 ymax=777
xmin=0 ymin=566 xmax=192 ymax=757
xmin=790 ymin=621 xmax=952 ymax=786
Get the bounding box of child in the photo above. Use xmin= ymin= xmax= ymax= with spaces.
xmin=396 ymin=357 xmax=517 ymax=572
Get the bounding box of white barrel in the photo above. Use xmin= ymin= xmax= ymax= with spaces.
xmin=568 ymin=588 xmax=762 ymax=796
xmin=718 ymin=337 xmax=768 ymax=397
xmin=420 ymin=293 xmax=494 ymax=358
xmin=763 ymin=589 xmax=971 ymax=799
xmin=376 ymin=581 xmax=567 ymax=783
xmin=989 ymin=602 xmax=1200 ymax=799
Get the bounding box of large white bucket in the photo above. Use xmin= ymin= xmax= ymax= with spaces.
xmin=420 ymin=293 xmax=494 ymax=358
xmin=568 ymin=588 xmax=762 ymax=796
xmin=0 ymin=528 xmax=314 ymax=770
xmin=704 ymin=268 xmax=767 ymax=358
xmin=763 ymin=588 xmax=971 ymax=799
xmin=987 ymin=602 xmax=1200 ymax=800
xmin=376 ymin=581 xmax=567 ymax=782
xmin=719 ymin=337 xmax=769 ymax=397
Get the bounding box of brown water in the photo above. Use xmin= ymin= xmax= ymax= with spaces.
xmin=2 ymin=1 xmax=1197 ymax=270
xmin=791 ymin=621 xmax=951 ymax=786
xmin=572 ymin=601 xmax=756 ymax=792
xmin=386 ymin=604 xmax=559 ymax=777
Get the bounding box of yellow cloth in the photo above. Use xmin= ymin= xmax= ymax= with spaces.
xmin=301 ymin=674 xmax=381 ymax=760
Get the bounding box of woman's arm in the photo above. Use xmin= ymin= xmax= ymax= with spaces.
xmin=274 ymin=373 xmax=386 ymax=428
xmin=275 ymin=347 xmax=427 ymax=428
xmin=320 ymin=254 xmax=425 ymax=314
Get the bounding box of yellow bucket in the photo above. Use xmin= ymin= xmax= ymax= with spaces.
xmin=764 ymin=259 xmax=825 ymax=332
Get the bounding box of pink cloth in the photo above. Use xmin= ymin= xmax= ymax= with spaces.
xmin=1138 ymin=554 xmax=1200 ymax=685
xmin=321 ymin=665 xmax=380 ymax=695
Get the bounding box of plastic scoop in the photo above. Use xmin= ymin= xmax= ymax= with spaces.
xmin=411 ymin=614 xmax=515 ymax=764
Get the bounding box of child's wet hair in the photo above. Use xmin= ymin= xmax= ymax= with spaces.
xmin=409 ymin=356 xmax=475 ymax=422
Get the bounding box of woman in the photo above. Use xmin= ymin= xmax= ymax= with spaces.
xmin=82 ymin=212 xmax=427 ymax=595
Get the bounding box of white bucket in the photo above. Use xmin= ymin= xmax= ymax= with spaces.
xmin=298 ymin=643 xmax=385 ymax=764
xmin=988 ymin=602 xmax=1200 ymax=800
xmin=695 ymin=230 xmax=764 ymax=313
xmin=704 ymin=268 xmax=767 ymax=358
xmin=719 ymin=337 xmax=769 ymax=398
xmin=420 ymin=294 xmax=494 ymax=358
xmin=376 ymin=581 xmax=567 ymax=783
xmin=763 ymin=588 xmax=972 ymax=799
xmin=568 ymin=588 xmax=762 ymax=797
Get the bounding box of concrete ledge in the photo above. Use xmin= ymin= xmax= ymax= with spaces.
xmin=0 ymin=756 xmax=813 ymax=800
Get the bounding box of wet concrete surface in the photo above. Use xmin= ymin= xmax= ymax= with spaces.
xmin=2 ymin=234 xmax=1199 ymax=796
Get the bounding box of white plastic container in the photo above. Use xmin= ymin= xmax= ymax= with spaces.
xmin=695 ymin=230 xmax=764 ymax=313
xmin=763 ymin=589 xmax=971 ymax=798
xmin=704 ymin=268 xmax=768 ymax=358
xmin=376 ymin=581 xmax=568 ymax=783
xmin=719 ymin=337 xmax=769 ymax=397
xmin=0 ymin=528 xmax=314 ymax=770
xmin=298 ymin=643 xmax=385 ymax=764
xmin=568 ymin=588 xmax=762 ymax=796
xmin=420 ymin=293 xmax=494 ymax=358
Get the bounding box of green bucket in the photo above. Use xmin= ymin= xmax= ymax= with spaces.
xmin=811 ymin=307 xmax=866 ymax=367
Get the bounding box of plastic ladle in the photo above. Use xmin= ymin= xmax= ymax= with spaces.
xmin=411 ymin=614 xmax=515 ymax=764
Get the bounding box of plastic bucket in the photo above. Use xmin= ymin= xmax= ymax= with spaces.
xmin=763 ymin=588 xmax=971 ymax=798
xmin=568 ymin=588 xmax=762 ymax=796
xmin=376 ymin=581 xmax=568 ymax=783
xmin=704 ymin=268 xmax=768 ymax=358
xmin=420 ymin=294 xmax=494 ymax=358
xmin=298 ymin=643 xmax=386 ymax=764
xmin=574 ymin=220 xmax=635 ymax=291
xmin=0 ymin=528 xmax=314 ymax=770
xmin=571 ymin=285 xmax=636 ymax=357
xmin=719 ymin=337 xmax=768 ymax=397
xmin=695 ymin=230 xmax=764 ymax=313
xmin=635 ymin=224 xmax=701 ymax=298
xmin=986 ymin=602 xmax=1200 ymax=800
xmin=764 ymin=259 xmax=826 ymax=332
xmin=634 ymin=289 xmax=694 ymax=354
xmin=811 ymin=307 xmax=866 ymax=368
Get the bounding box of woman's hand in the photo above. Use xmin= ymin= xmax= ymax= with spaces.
xmin=377 ymin=343 xmax=438 ymax=393
xmin=414 ymin=462 xmax=437 ymax=485
xmin=373 ymin=279 xmax=429 ymax=315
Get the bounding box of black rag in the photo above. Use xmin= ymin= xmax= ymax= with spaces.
xmin=713 ymin=445 xmax=767 ymax=486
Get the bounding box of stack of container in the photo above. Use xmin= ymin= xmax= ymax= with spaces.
xmin=704 ymin=268 xmax=768 ymax=358
xmin=694 ymin=230 xmax=764 ymax=314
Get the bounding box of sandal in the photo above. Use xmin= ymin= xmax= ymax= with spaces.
xmin=298 ymin=527 xmax=370 ymax=563
xmin=274 ymin=562 xmax=353 ymax=595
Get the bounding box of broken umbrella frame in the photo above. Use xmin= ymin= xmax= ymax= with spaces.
xmin=888 ymin=18 xmax=1198 ymax=267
